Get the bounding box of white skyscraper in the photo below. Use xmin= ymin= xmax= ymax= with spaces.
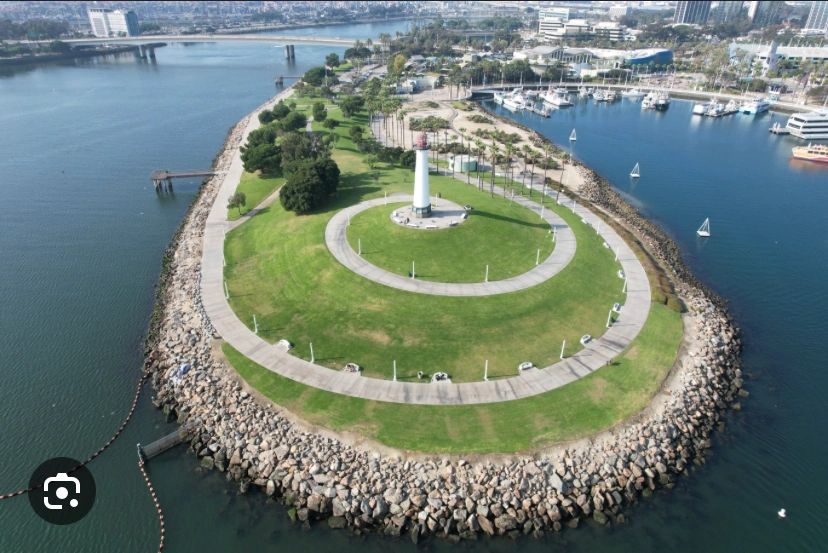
xmin=804 ymin=1 xmax=828 ymax=34
xmin=412 ymin=133 xmax=431 ymax=217
xmin=88 ymin=8 xmax=140 ymax=38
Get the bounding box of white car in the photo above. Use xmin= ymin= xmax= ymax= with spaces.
xmin=580 ymin=334 xmax=592 ymax=346
xmin=343 ymin=362 xmax=361 ymax=373
xmin=518 ymin=361 xmax=534 ymax=371
xmin=431 ymin=372 xmax=451 ymax=383
xmin=613 ymin=303 xmax=622 ymax=313
xmin=277 ymin=339 xmax=293 ymax=352
xmin=617 ymin=270 xmax=625 ymax=280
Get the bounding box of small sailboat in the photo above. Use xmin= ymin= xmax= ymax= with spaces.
xmin=569 ymin=129 xmax=577 ymax=142
xmin=630 ymin=162 xmax=640 ymax=178
xmin=697 ymin=218 xmax=711 ymax=237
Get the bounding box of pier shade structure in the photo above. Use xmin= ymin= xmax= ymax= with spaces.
xmin=412 ymin=133 xmax=431 ymax=217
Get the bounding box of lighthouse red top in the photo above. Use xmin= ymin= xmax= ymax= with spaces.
xmin=414 ymin=132 xmax=429 ymax=150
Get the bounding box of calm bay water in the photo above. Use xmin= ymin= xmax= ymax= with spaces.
xmin=0 ymin=27 xmax=825 ymax=551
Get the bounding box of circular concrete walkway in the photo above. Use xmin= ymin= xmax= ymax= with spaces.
xmin=199 ymin=97 xmax=652 ymax=406
xmin=325 ymin=193 xmax=576 ymax=297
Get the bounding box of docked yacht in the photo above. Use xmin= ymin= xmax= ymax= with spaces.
xmin=541 ymin=86 xmax=571 ymax=107
xmin=594 ymin=90 xmax=609 ymax=102
xmin=554 ymin=86 xmax=570 ymax=95
xmin=604 ymin=90 xmax=618 ymax=102
xmin=493 ymin=91 xmax=505 ymax=105
xmin=791 ymin=143 xmax=828 ymax=163
xmin=654 ymin=91 xmax=670 ymax=111
xmin=692 ymin=103 xmax=707 ymax=115
xmin=578 ymin=86 xmax=592 ymax=97
xmin=502 ymin=93 xmax=526 ymax=111
xmin=741 ymin=97 xmax=771 ymax=115
xmin=621 ymin=88 xmax=644 ymax=98
xmin=784 ymin=111 xmax=828 ymax=140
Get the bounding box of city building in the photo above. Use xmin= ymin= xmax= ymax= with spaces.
xmin=803 ymin=1 xmax=828 ymax=35
xmin=712 ymin=0 xmax=744 ymax=23
xmin=87 ymin=8 xmax=140 ymax=37
xmin=513 ymin=46 xmax=673 ymax=76
xmin=609 ymin=5 xmax=630 ymax=20
xmin=674 ymin=1 xmax=712 ymax=25
xmin=729 ymin=42 xmax=828 ymax=74
xmin=746 ymin=1 xmax=780 ymax=28
xmin=538 ymin=7 xmax=571 ymax=22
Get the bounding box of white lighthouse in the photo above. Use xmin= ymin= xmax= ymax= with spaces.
xmin=412 ymin=132 xmax=431 ymax=217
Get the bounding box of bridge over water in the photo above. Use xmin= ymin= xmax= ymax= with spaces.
xmin=59 ymin=33 xmax=358 ymax=48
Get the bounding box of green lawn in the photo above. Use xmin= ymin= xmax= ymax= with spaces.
xmin=224 ymin=98 xmax=630 ymax=382
xmin=345 ymin=198 xmax=553 ymax=283
xmin=227 ymin=172 xmax=284 ymax=221
xmin=223 ymin=302 xmax=682 ymax=454
xmin=218 ymin=94 xmax=685 ymax=452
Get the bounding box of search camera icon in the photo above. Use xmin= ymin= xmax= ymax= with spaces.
xmin=28 ymin=457 xmax=95 ymax=525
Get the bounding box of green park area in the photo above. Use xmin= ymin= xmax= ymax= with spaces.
xmin=346 ymin=197 xmax=554 ymax=283
xmin=220 ymin=90 xmax=684 ymax=452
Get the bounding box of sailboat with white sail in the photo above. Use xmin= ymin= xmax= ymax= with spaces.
xmin=569 ymin=129 xmax=577 ymax=142
xmin=630 ymin=162 xmax=640 ymax=178
xmin=697 ymin=218 xmax=711 ymax=237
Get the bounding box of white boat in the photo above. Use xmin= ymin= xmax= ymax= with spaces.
xmin=641 ymin=92 xmax=656 ymax=109
xmin=724 ymin=99 xmax=739 ymax=114
xmin=630 ymin=162 xmax=640 ymax=178
xmin=692 ymin=103 xmax=707 ymax=115
xmin=493 ymin=91 xmax=505 ymax=105
xmin=502 ymin=96 xmax=524 ymax=111
xmin=604 ymin=90 xmax=617 ymax=102
xmin=707 ymin=101 xmax=725 ymax=117
xmin=654 ymin=91 xmax=670 ymax=111
xmin=621 ymin=88 xmax=644 ymax=98
xmin=594 ymin=90 xmax=608 ymax=102
xmin=569 ymin=129 xmax=577 ymax=142
xmin=543 ymin=92 xmax=572 ymax=107
xmin=697 ymin=218 xmax=710 ymax=237
xmin=578 ymin=86 xmax=590 ymax=97
xmin=784 ymin=111 xmax=828 ymax=140
xmin=554 ymin=86 xmax=569 ymax=95
xmin=741 ymin=97 xmax=770 ymax=115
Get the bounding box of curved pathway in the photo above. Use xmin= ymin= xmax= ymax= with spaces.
xmin=200 ymin=96 xmax=652 ymax=406
xmin=325 ymin=193 xmax=575 ymax=296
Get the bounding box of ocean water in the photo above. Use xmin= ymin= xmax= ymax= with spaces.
xmin=0 ymin=31 xmax=826 ymax=552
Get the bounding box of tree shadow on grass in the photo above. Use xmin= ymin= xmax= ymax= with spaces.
xmin=472 ymin=209 xmax=549 ymax=230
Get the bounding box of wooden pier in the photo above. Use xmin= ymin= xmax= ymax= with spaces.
xmin=151 ymin=169 xmax=215 ymax=192
xmin=137 ymin=427 xmax=192 ymax=461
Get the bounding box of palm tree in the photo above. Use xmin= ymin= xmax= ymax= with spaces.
xmin=527 ymin=149 xmax=539 ymax=198
xmin=542 ymin=143 xmax=552 ymax=202
xmin=503 ymin=142 xmax=514 ymax=197
xmin=488 ymin=141 xmax=499 ymax=197
xmin=474 ymin=138 xmax=485 ymax=190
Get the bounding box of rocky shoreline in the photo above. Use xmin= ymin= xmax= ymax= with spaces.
xmin=145 ymin=94 xmax=743 ymax=542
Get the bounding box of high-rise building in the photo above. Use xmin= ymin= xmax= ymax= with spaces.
xmin=674 ymin=1 xmax=712 ymax=25
xmin=804 ymin=1 xmax=828 ymax=34
xmin=713 ymin=1 xmax=744 ymax=23
xmin=747 ymin=1 xmax=780 ymax=28
xmin=87 ymin=8 xmax=140 ymax=38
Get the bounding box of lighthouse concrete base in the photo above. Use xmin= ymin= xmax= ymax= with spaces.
xmin=390 ymin=198 xmax=469 ymax=230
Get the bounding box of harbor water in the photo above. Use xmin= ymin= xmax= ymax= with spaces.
xmin=0 ymin=29 xmax=826 ymax=551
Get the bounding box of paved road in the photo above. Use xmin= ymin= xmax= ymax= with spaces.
xmin=200 ymin=98 xmax=652 ymax=406
xmin=325 ymin=194 xmax=575 ymax=296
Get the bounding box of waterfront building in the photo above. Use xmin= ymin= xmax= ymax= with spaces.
xmin=746 ymin=1 xmax=781 ymax=28
xmin=513 ymin=46 xmax=673 ymax=76
xmin=729 ymin=42 xmax=828 ymax=74
xmin=538 ymin=18 xmax=631 ymax=42
xmin=803 ymin=1 xmax=828 ymax=35
xmin=87 ymin=8 xmax=140 ymax=38
xmin=674 ymin=1 xmax=712 ymax=25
